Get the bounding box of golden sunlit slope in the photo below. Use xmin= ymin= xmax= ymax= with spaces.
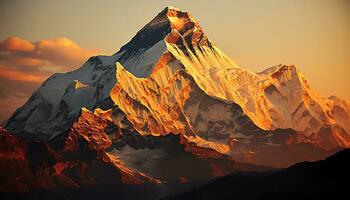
xmin=109 ymin=7 xmax=350 ymax=150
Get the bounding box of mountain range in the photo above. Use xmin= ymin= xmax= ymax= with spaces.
xmin=1 ymin=6 xmax=349 ymax=199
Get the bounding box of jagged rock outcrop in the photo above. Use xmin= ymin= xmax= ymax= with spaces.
xmin=0 ymin=127 xmax=122 ymax=192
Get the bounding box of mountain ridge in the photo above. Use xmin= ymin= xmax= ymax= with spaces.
xmin=4 ymin=6 xmax=350 ymax=167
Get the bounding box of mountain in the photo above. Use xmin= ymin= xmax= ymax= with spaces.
xmin=163 ymin=148 xmax=350 ymax=200
xmin=4 ymin=6 xmax=350 ymax=169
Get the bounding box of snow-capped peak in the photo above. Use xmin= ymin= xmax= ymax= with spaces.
xmin=116 ymin=6 xmax=198 ymax=55
xmin=113 ymin=6 xmax=232 ymax=78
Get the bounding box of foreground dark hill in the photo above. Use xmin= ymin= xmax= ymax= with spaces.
xmin=164 ymin=148 xmax=349 ymax=200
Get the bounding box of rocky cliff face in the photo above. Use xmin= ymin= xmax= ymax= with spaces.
xmin=0 ymin=127 xmax=123 ymax=192
xmin=4 ymin=6 xmax=350 ymax=169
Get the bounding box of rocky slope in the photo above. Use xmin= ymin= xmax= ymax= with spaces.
xmin=0 ymin=126 xmax=169 ymax=200
xmin=1 ymin=112 xmax=270 ymax=199
xmin=4 ymin=6 xmax=350 ymax=169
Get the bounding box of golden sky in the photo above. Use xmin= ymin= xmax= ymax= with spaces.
xmin=0 ymin=0 xmax=349 ymax=122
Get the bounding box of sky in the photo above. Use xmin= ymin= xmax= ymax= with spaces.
xmin=0 ymin=0 xmax=349 ymax=122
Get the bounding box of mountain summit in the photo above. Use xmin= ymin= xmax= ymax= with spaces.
xmin=4 ymin=6 xmax=350 ymax=167
xmin=119 ymin=6 xmax=207 ymax=53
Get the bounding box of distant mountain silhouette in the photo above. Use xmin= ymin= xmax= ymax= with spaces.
xmin=163 ymin=148 xmax=349 ymax=200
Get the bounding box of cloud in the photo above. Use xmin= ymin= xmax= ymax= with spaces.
xmin=0 ymin=36 xmax=100 ymax=123
xmin=34 ymin=37 xmax=98 ymax=69
xmin=0 ymin=67 xmax=45 ymax=82
xmin=0 ymin=36 xmax=99 ymax=72
xmin=0 ymin=37 xmax=35 ymax=52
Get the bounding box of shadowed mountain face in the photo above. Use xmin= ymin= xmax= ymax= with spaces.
xmin=163 ymin=149 xmax=350 ymax=200
xmin=0 ymin=6 xmax=349 ymax=200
